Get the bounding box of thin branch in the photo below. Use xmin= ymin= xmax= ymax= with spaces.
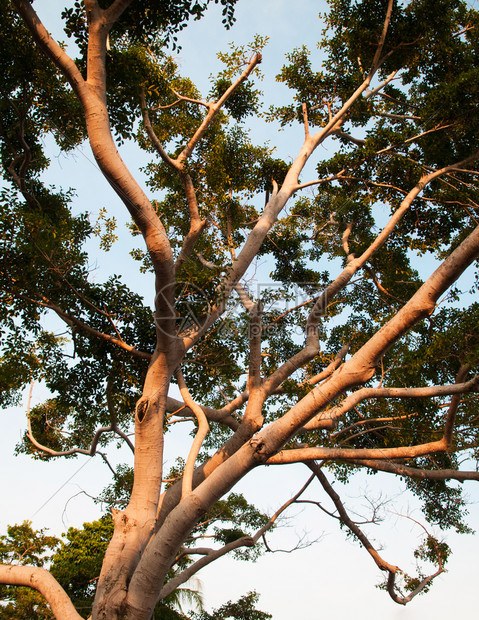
xmin=364 ymin=70 xmax=399 ymax=99
xmin=177 ymin=53 xmax=262 ymax=166
xmin=333 ymin=130 xmax=366 ymax=146
xmin=31 ymin=295 xmax=151 ymax=360
xmin=292 ymin=170 xmax=346 ymax=192
xmin=106 ymin=376 xmax=135 ymax=453
xmin=140 ymin=89 xmax=179 ymax=172
xmin=369 ymin=0 xmax=395 ymax=75
xmin=331 ymin=413 xmax=416 ymax=439
xmin=377 ymin=122 xmax=455 ymax=155
xmin=159 ymin=535 xmax=255 ymax=600
xmin=162 ymin=474 xmax=316 ymax=599
xmin=166 ymin=395 xmax=238 ymax=430
xmin=26 ymin=380 xmax=123 ymax=458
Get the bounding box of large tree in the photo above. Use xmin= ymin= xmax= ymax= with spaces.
xmin=1 ymin=0 xmax=479 ymax=618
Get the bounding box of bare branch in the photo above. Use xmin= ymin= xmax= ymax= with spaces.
xmin=307 ymin=462 xmax=445 ymax=606
xmin=166 ymin=395 xmax=239 ymax=430
xmin=377 ymin=123 xmax=455 ymax=155
xmin=26 ymin=380 xmax=124 ymax=458
xmin=159 ymin=535 xmax=255 ymax=600
xmin=175 ymin=368 xmax=210 ymax=499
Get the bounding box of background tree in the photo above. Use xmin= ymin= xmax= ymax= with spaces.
xmin=1 ymin=0 xmax=479 ymax=618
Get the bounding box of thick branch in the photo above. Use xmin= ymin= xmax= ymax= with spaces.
xmin=0 ymin=564 xmax=82 ymax=620
xmin=267 ymin=438 xmax=448 ymax=464
xmin=349 ymin=459 xmax=479 ymax=482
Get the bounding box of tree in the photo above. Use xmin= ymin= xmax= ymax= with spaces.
xmin=1 ymin=0 xmax=479 ymax=618
xmin=192 ymin=591 xmax=271 ymax=620
xmin=0 ymin=518 xmax=205 ymax=619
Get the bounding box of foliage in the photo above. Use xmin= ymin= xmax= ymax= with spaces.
xmin=0 ymin=522 xmax=59 ymax=619
xmin=192 ymin=591 xmax=272 ymax=620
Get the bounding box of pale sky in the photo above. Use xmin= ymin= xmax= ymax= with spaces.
xmin=2 ymin=1 xmax=479 ymax=619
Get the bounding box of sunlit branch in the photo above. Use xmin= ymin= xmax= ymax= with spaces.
xmin=31 ymin=294 xmax=151 ymax=360
xmin=363 ymin=70 xmax=398 ymax=99
xmin=330 ymin=413 xmax=416 ymax=439
xmin=175 ymin=368 xmax=210 ymax=499
xmin=302 ymin=375 xmax=479 ymax=431
xmin=174 ymin=174 xmax=208 ymax=274
xmin=302 ymin=102 xmax=310 ymax=138
xmin=349 ymin=458 xmax=479 ymax=482
xmin=182 ymin=7 xmax=398 ymax=354
xmin=364 ymin=264 xmax=405 ymax=304
xmin=292 ymin=170 xmax=346 ymax=192
xmin=234 ymin=283 xmax=256 ymax=311
xmin=0 ymin=564 xmax=82 ymax=620
xmin=267 ymin=438 xmax=449 ymax=464
xmin=303 ymin=152 xmax=479 ymax=356
xmin=167 ymin=87 xmax=210 ymax=109
xmin=177 ymin=53 xmax=262 ymax=166
xmin=140 ymin=89 xmax=179 ymax=172
xmin=377 ymin=122 xmax=455 ymax=155
xmin=272 ymin=343 xmax=350 ymax=397
xmin=378 ymin=112 xmax=421 ymax=121
xmin=369 ymin=0 xmax=395 ymax=74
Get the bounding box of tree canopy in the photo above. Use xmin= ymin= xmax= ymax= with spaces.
xmin=1 ymin=0 xmax=479 ymax=618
